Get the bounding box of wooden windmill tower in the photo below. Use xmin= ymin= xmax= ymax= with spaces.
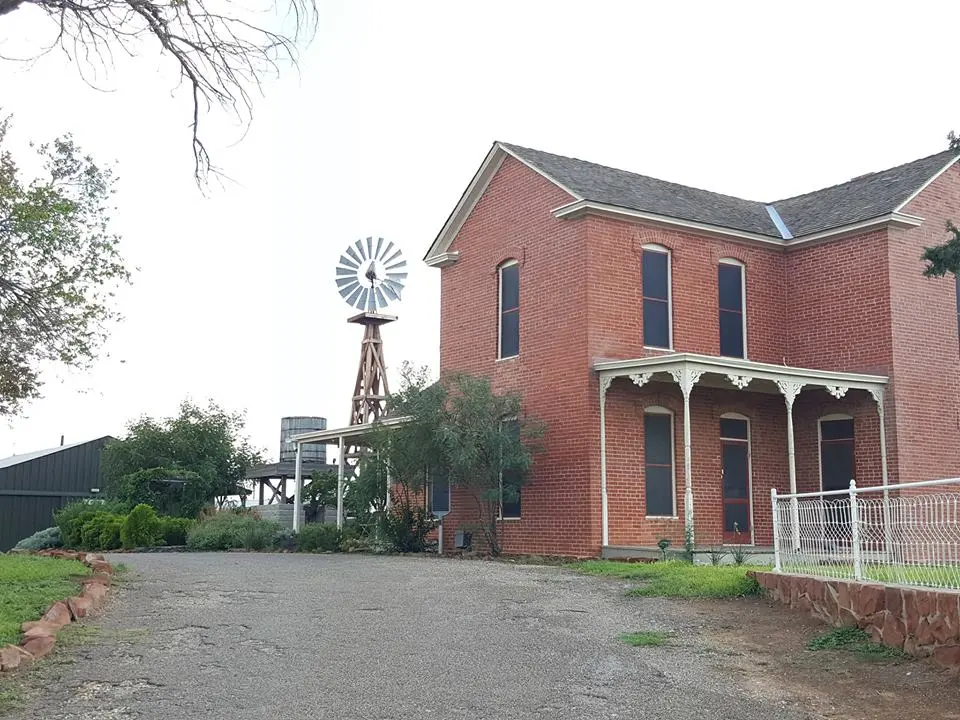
xmin=335 ymin=237 xmax=407 ymax=438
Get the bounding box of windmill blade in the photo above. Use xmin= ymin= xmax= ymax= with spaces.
xmin=357 ymin=287 xmax=370 ymax=312
xmin=345 ymin=246 xmax=363 ymax=265
xmin=374 ymin=237 xmax=385 ymax=261
xmin=383 ymin=248 xmax=403 ymax=266
xmin=365 ymin=236 xmax=374 ymax=260
xmin=336 ymin=266 xmax=356 ymax=276
xmin=385 ymin=259 xmax=407 ymax=272
xmin=336 ymin=276 xmax=359 ymax=290
xmin=344 ymin=284 xmax=364 ymax=308
xmin=385 ymin=272 xmax=408 ymax=284
xmin=378 ymin=240 xmax=395 ymax=262
xmin=338 ymin=253 xmax=359 ymax=269
xmin=381 ymin=282 xmax=400 ymax=301
xmin=374 ymin=287 xmax=388 ymax=309
xmin=354 ymin=239 xmax=368 ymax=260
xmin=382 ymin=279 xmax=404 ymax=299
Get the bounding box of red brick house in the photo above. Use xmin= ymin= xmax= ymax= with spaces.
xmin=422 ymin=142 xmax=960 ymax=558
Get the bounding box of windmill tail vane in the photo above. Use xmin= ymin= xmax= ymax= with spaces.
xmin=335 ymin=236 xmax=407 ymax=313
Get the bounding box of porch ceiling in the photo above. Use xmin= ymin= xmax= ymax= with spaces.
xmin=594 ymin=352 xmax=887 ymax=397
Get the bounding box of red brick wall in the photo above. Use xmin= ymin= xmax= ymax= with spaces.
xmin=890 ymin=164 xmax=960 ymax=484
xmin=437 ymin=156 xmax=599 ymax=556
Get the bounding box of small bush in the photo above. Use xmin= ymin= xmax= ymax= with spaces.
xmin=380 ymin=505 xmax=434 ymax=553
xmin=55 ymin=499 xmax=130 ymax=548
xmin=13 ymin=526 xmax=62 ymax=551
xmin=120 ymin=504 xmax=163 ymax=548
xmin=297 ymin=523 xmax=341 ymax=553
xmin=79 ymin=512 xmax=126 ymax=551
xmin=807 ymin=627 xmax=911 ymax=661
xmin=158 ymin=516 xmax=194 ymax=546
xmin=186 ymin=513 xmax=282 ymax=551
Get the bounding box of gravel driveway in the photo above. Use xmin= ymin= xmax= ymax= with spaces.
xmin=7 ymin=553 xmax=811 ymax=719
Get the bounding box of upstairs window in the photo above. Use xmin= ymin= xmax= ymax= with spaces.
xmin=498 ymin=261 xmax=519 ymax=359
xmin=642 ymin=246 xmax=671 ymax=348
xmin=718 ymin=260 xmax=746 ymax=358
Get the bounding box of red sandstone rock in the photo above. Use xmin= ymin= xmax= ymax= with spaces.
xmin=0 ymin=645 xmax=21 ymax=672
xmin=884 ymin=587 xmax=903 ymax=619
xmin=82 ymin=573 xmax=111 ymax=587
xmin=82 ymin=583 xmax=108 ymax=610
xmin=881 ymin=611 xmax=906 ymax=648
xmin=837 ymin=581 xmax=852 ymax=611
xmin=85 ymin=553 xmax=105 ymax=564
xmin=903 ymin=589 xmax=919 ymax=629
xmin=90 ymin=560 xmax=112 ymax=575
xmin=856 ymin=583 xmax=885 ymax=616
xmin=838 ymin=607 xmax=860 ymax=627
xmin=932 ymin=644 xmax=960 ymax=669
xmin=41 ymin=601 xmax=72 ymax=628
xmin=929 ymin=616 xmax=955 ymax=645
xmin=20 ymin=635 xmax=54 ymax=659
xmin=916 ymin=590 xmax=938 ymax=619
xmin=66 ymin=596 xmax=92 ymax=620
xmin=916 ymin=617 xmax=935 ymax=646
xmin=937 ymin=593 xmax=959 ymax=628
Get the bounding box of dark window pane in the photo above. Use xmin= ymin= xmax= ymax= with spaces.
xmin=500 ymin=263 xmax=519 ymax=311
xmin=643 ymin=299 xmax=670 ymax=347
xmin=719 ymin=310 xmax=744 ymax=357
xmin=500 ymin=309 xmax=519 ymax=358
xmin=724 ymin=502 xmax=750 ymax=533
xmin=644 ymin=414 xmax=672 ymax=466
xmin=821 ymin=441 xmax=854 ymax=492
xmin=642 ymin=250 xmax=668 ymax=300
xmin=501 ymin=485 xmax=521 ymax=518
xmin=722 ymin=443 xmax=749 ymax=498
xmin=820 ymin=419 xmax=854 ymax=441
xmin=645 ymin=466 xmax=673 ymax=516
xmin=431 ymin=475 xmax=450 ymax=514
xmin=719 ymin=418 xmax=748 ymax=440
xmin=718 ymin=264 xmax=743 ymax=311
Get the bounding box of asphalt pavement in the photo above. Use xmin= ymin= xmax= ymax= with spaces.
xmin=8 ymin=553 xmax=813 ymax=719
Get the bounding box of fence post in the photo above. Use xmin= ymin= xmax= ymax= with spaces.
xmin=771 ymin=487 xmax=782 ymax=573
xmin=849 ymin=479 xmax=863 ymax=581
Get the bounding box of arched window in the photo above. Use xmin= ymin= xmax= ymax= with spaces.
xmin=641 ymin=244 xmax=672 ymax=349
xmin=498 ymin=260 xmax=519 ymax=359
xmin=718 ymin=258 xmax=746 ymax=358
xmin=644 ymin=406 xmax=675 ymax=517
xmin=819 ymin=414 xmax=855 ymax=492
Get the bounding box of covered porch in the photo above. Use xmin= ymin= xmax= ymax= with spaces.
xmin=596 ymin=353 xmax=889 ymax=557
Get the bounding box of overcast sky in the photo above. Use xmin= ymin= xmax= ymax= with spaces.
xmin=0 ymin=0 xmax=957 ymax=461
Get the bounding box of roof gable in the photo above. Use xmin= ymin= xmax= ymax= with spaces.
xmin=425 ymin=142 xmax=959 ymax=265
xmin=0 ymin=436 xmax=114 ymax=470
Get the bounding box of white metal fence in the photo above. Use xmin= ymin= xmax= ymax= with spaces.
xmin=772 ymin=477 xmax=960 ymax=591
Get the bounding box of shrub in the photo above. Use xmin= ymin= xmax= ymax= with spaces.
xmin=296 ymin=523 xmax=341 ymax=553
xmin=13 ymin=526 xmax=62 ymax=551
xmin=120 ymin=504 xmax=163 ymax=548
xmin=98 ymin=515 xmax=125 ymax=550
xmin=158 ymin=516 xmax=194 ymax=546
xmin=186 ymin=512 xmax=281 ymax=551
xmin=380 ymin=505 xmax=434 ymax=553
xmin=79 ymin=512 xmax=126 ymax=550
xmin=55 ymin=499 xmax=130 ymax=548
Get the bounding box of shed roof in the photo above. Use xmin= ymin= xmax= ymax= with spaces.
xmin=0 ymin=436 xmax=114 ymax=471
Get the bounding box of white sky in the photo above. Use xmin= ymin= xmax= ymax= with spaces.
xmin=0 ymin=0 xmax=958 ymax=461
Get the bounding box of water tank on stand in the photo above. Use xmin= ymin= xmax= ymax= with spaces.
xmin=279 ymin=416 xmax=327 ymax=463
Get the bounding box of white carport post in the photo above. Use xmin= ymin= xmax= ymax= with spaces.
xmin=776 ymin=380 xmax=804 ymax=552
xmin=871 ymin=387 xmax=893 ymax=558
xmin=336 ymin=435 xmax=345 ymax=530
xmin=599 ymin=376 xmax=612 ymax=547
xmin=292 ymin=442 xmax=303 ymax=532
xmin=669 ymin=366 xmax=702 ymax=547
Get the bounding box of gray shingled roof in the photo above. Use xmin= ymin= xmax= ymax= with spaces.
xmin=500 ymin=143 xmax=958 ymax=240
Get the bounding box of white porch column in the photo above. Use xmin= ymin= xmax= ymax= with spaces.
xmin=669 ymin=367 xmax=702 ymax=546
xmin=292 ymin=442 xmax=303 ymax=532
xmin=871 ymin=386 xmax=893 ymax=557
xmin=336 ymin=435 xmax=345 ymax=530
xmin=776 ymin=380 xmax=804 ymax=551
xmin=599 ymin=376 xmax=612 ymax=547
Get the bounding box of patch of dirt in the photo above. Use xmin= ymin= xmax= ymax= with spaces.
xmin=686 ymin=596 xmax=960 ymax=720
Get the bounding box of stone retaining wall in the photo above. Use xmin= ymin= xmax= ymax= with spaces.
xmin=749 ymin=571 xmax=960 ymax=670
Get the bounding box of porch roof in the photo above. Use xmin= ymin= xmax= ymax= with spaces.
xmin=594 ymin=352 xmax=887 ymax=396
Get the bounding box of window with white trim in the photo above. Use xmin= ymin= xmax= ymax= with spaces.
xmin=641 ymin=245 xmax=672 ymax=349
xmin=498 ymin=261 xmax=519 ymax=359
xmin=500 ymin=419 xmax=522 ymax=519
xmin=819 ymin=415 xmax=855 ymax=493
xmin=718 ymin=259 xmax=746 ymax=358
xmin=643 ymin=407 xmax=675 ymax=517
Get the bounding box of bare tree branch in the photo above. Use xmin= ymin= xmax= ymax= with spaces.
xmin=0 ymin=0 xmax=317 ymax=184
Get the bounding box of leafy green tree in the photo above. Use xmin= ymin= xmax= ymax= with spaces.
xmin=0 ymin=0 xmax=317 ymax=182
xmin=101 ymin=399 xmax=263 ymax=516
xmin=921 ymin=132 xmax=960 ymax=277
xmin=303 ymin=469 xmax=338 ymax=523
xmin=0 ymin=117 xmax=130 ymax=416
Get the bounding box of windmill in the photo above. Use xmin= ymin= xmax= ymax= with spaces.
xmin=335 ymin=237 xmax=407 ymax=427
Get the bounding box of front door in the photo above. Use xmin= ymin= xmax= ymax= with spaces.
xmin=720 ymin=417 xmax=752 ymax=544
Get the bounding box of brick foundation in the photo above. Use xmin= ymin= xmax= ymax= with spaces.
xmin=751 ymin=571 xmax=960 ymax=670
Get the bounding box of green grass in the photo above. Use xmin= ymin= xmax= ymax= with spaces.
xmin=0 ymin=686 xmax=22 ymax=714
xmin=566 ymin=560 xmax=764 ymax=598
xmin=0 ymin=554 xmax=90 ymax=645
xmin=807 ymin=627 xmax=911 ymax=661
xmin=619 ymin=630 xmax=673 ymax=647
xmin=787 ymin=562 xmax=959 ymax=589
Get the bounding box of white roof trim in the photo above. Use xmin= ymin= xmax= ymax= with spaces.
xmin=553 ymin=200 xmax=923 ymax=250
xmin=594 ymin=352 xmax=887 ymax=391
xmin=289 ymin=415 xmax=412 ymax=445
xmin=894 ymin=154 xmax=960 ymax=213
xmin=423 ymin=142 xmax=580 ymax=266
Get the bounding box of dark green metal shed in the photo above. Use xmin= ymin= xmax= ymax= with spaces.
xmin=0 ymin=436 xmax=113 ymax=550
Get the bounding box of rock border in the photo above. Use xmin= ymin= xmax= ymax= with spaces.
xmin=0 ymin=550 xmax=114 ymax=672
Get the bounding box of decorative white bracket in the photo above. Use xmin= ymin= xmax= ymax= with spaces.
xmin=669 ymin=367 xmax=703 ymax=397
xmin=825 ymin=385 xmax=848 ymax=399
xmin=726 ymin=374 xmax=751 ymax=390
xmin=776 ymin=379 xmax=805 ymax=409
xmin=600 ymin=375 xmax=614 ymax=402
xmin=629 ymin=372 xmax=652 ymax=388
xmin=869 ymin=386 xmax=884 ymax=406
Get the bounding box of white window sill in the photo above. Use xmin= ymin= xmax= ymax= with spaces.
xmin=643 ymin=346 xmax=674 ymax=352
xmin=498 ymin=517 xmax=522 ymax=521
xmin=495 ymin=355 xmax=519 ymax=363
xmin=644 ymin=515 xmax=680 ymax=520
